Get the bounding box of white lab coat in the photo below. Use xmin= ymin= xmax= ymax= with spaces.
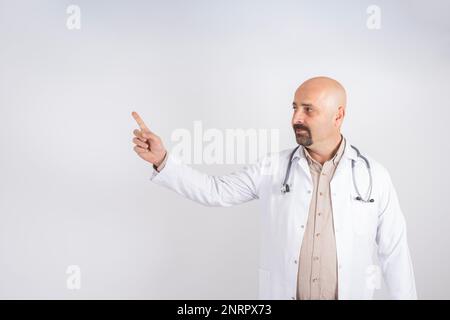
xmin=149 ymin=139 xmax=417 ymax=300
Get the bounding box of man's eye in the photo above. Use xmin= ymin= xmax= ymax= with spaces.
xmin=305 ymin=107 xmax=312 ymax=112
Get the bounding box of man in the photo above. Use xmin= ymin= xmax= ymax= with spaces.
xmin=131 ymin=76 xmax=417 ymax=300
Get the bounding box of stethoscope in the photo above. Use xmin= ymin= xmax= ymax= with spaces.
xmin=281 ymin=144 xmax=374 ymax=203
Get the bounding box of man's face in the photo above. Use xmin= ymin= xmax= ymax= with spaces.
xmin=291 ymin=84 xmax=336 ymax=147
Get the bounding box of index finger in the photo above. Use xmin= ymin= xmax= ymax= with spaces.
xmin=132 ymin=111 xmax=150 ymax=132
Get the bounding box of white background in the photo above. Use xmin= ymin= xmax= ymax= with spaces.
xmin=0 ymin=0 xmax=449 ymax=299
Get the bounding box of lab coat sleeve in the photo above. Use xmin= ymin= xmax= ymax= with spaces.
xmin=148 ymin=151 xmax=266 ymax=207
xmin=376 ymin=170 xmax=418 ymax=299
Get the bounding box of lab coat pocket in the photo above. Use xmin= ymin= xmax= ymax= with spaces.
xmin=258 ymin=268 xmax=271 ymax=300
xmin=350 ymin=193 xmax=378 ymax=237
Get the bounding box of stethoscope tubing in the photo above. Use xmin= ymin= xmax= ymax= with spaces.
xmin=281 ymin=144 xmax=374 ymax=202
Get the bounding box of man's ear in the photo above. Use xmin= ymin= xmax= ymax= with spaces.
xmin=335 ymin=106 xmax=345 ymax=126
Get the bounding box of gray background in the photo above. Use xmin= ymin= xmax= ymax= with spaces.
xmin=0 ymin=0 xmax=449 ymax=299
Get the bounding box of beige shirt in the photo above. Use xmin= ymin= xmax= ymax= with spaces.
xmin=296 ymin=135 xmax=346 ymax=300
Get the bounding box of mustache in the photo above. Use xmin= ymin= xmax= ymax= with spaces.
xmin=293 ymin=124 xmax=310 ymax=132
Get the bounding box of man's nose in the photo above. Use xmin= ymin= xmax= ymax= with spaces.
xmin=293 ymin=111 xmax=306 ymax=124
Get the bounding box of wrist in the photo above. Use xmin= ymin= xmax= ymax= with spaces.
xmin=153 ymin=150 xmax=167 ymax=169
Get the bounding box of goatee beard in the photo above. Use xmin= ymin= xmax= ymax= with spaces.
xmin=293 ymin=124 xmax=313 ymax=146
xmin=296 ymin=135 xmax=313 ymax=147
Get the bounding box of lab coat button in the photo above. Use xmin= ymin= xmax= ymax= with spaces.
xmin=294 ymin=260 xmax=298 ymax=264
xmin=291 ymin=296 xmax=295 ymax=300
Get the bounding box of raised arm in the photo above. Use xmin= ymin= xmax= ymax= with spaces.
xmin=131 ymin=111 xmax=265 ymax=207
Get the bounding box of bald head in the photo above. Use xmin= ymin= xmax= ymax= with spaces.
xmin=292 ymin=76 xmax=347 ymax=148
xmin=295 ymin=76 xmax=347 ymax=113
